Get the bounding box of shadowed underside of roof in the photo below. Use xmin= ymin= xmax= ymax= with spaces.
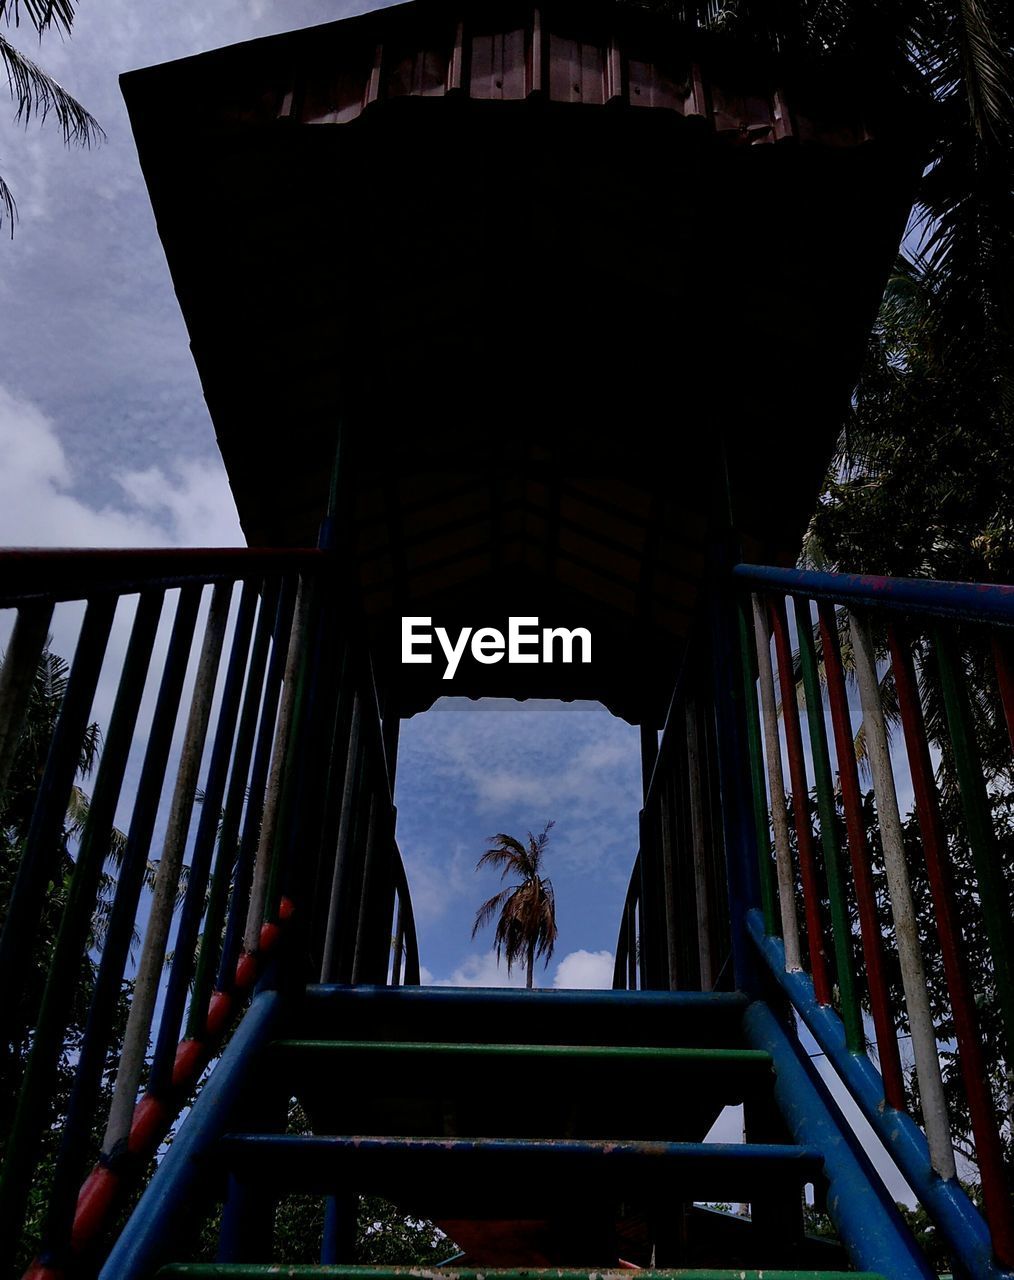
xmin=121 ymin=0 xmax=922 ymax=725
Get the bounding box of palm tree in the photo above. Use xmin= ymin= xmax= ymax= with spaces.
xmin=472 ymin=821 xmax=558 ymax=989
xmin=1 ymin=0 xmax=102 ymax=233
xmin=624 ymin=1 xmax=1014 ymax=385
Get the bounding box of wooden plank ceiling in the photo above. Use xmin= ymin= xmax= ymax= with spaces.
xmin=121 ymin=0 xmax=923 ymax=725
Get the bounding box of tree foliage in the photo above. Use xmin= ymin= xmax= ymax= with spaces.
xmin=0 ymin=0 xmax=102 ymax=233
xmin=472 ymin=821 xmax=558 ymax=988
xmin=0 ymin=646 xmax=131 ymax=1271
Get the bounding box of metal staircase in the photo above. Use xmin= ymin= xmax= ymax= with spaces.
xmin=101 ymin=984 xmax=923 ymax=1279
xmin=1 ymin=550 xmax=1013 ymax=1280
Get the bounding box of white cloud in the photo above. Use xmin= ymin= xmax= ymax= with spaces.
xmin=422 ymin=947 xmax=616 ymax=990
xmin=400 ymin=698 xmax=641 ymax=877
xmin=433 ymin=950 xmax=527 ymax=989
xmin=552 ymin=949 xmax=614 ymax=989
xmin=0 ymin=384 xmax=242 ymax=548
xmin=400 ymin=839 xmax=473 ymax=927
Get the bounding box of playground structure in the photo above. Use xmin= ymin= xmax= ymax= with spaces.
xmin=0 ymin=3 xmax=1012 ymax=1278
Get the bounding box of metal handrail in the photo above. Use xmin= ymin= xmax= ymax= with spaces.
xmin=0 ymin=543 xmax=421 ymax=1275
xmin=734 ymin=561 xmax=1014 ymax=625
xmin=734 ymin=561 xmax=1014 ymax=1276
xmin=0 ymin=545 xmax=324 ymax=606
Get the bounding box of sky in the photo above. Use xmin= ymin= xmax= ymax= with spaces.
xmin=0 ymin=0 xmax=642 ymax=991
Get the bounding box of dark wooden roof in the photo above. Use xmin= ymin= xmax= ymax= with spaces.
xmin=121 ymin=0 xmax=922 ymax=725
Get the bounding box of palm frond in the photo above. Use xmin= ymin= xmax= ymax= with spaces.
xmin=0 ymin=0 xmax=77 ymax=35
xmin=955 ymin=0 xmax=1014 ymax=148
xmin=64 ymin=782 xmax=90 ymax=838
xmin=476 ymin=833 xmax=530 ymax=879
xmin=0 ymin=32 xmax=102 ymax=143
xmin=0 ymin=166 xmax=14 ymax=233
xmin=471 ymin=886 xmax=513 ymax=937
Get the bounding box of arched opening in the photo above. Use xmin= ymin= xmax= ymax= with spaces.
xmin=394 ymin=697 xmax=643 ymax=988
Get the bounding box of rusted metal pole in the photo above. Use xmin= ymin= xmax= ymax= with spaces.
xmin=751 ymin=594 xmax=801 ymax=970
xmin=850 ymin=610 xmax=955 ymax=1180
xmin=243 ymin=577 xmax=310 ymax=953
xmin=104 ymin=584 xmax=230 ymax=1153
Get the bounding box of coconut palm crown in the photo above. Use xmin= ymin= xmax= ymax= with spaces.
xmin=471 ymin=821 xmax=558 ymax=988
xmin=1 ymin=0 xmax=102 ymax=233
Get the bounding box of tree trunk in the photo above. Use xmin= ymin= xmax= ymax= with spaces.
xmin=526 ymin=946 xmax=534 ymax=989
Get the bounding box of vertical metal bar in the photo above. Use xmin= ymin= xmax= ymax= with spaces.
xmin=391 ymin=901 xmax=404 ymax=987
xmin=278 ymin=575 xmax=347 ymax=935
xmin=307 ymin=637 xmax=356 ymax=974
xmin=850 ymin=610 xmax=955 ymax=1179
xmin=635 ymin=889 xmax=645 ymax=990
xmin=750 ymin=594 xmax=802 ymax=969
xmin=657 ymin=775 xmax=679 ymax=990
xmin=321 ymin=1193 xmax=357 ymax=1263
xmin=265 ymin=579 xmax=325 ymax=923
xmin=217 ymin=578 xmax=297 ymax=991
xmin=104 ymin=583 xmax=230 ymax=1153
xmin=0 ymin=591 xmax=163 ymax=1261
xmin=189 ymin=580 xmax=279 ymax=1025
xmin=382 ymin=710 xmax=400 ymax=798
xmin=933 ymin=626 xmax=1014 ymax=1068
xmin=890 ymin=622 xmax=1014 ymax=1264
xmin=151 ymin=581 xmax=259 ymax=1093
xmin=351 ymin=794 xmax=383 ymax=986
xmin=769 ymin=594 xmax=831 ymax=1002
xmin=218 ymin=1175 xmax=275 ymax=1263
xmin=0 ymin=595 xmax=116 ymax=1068
xmin=700 ymin=701 xmax=731 ymax=978
xmin=321 ymin=694 xmax=363 ymax=983
xmin=636 ymin=808 xmax=664 ymax=989
xmin=0 ymin=601 xmax=53 ymax=801
xmin=685 ymin=696 xmax=713 ymax=991
xmin=612 ymin=925 xmax=628 ymax=990
xmin=817 ymin=601 xmax=905 ymax=1108
xmin=243 ymin=577 xmax=310 ymax=954
xmin=641 ymin=720 xmax=671 ymax=988
xmin=672 ymin=740 xmax=696 ymax=987
xmin=399 ymin=869 xmax=421 ymax=987
xmin=639 ymin=723 xmax=658 ymax=802
xmin=333 ymin=708 xmax=373 ymax=985
xmin=737 ymin=598 xmax=778 ymax=935
xmin=793 ymin=595 xmax=862 ymax=1049
xmin=44 ymin=582 xmax=208 ymax=1257
xmin=709 ymin=577 xmax=763 ymax=994
xmin=627 ymin=893 xmax=638 ymax=989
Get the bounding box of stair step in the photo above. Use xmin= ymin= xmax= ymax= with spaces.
xmin=267 ymin=1041 xmax=773 ymax=1144
xmin=214 ymin=1135 xmax=824 ymax=1208
xmin=159 ymin=1268 xmax=886 ymax=1279
xmin=294 ymin=985 xmax=750 ymax=1049
xmin=269 ymin=1039 xmax=771 ymax=1070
